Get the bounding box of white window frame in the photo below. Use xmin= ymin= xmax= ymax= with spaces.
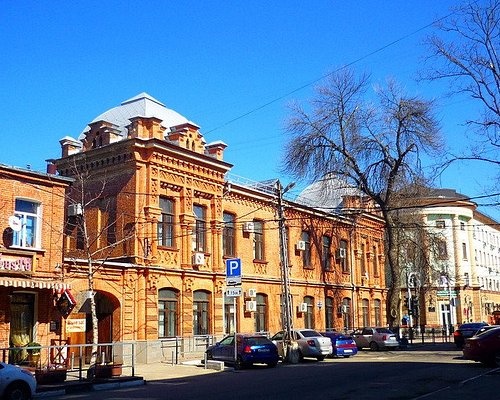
xmin=13 ymin=199 xmax=41 ymax=249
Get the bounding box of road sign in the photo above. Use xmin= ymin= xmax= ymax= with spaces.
xmin=226 ymin=287 xmax=242 ymax=297
xmin=226 ymin=258 xmax=242 ymax=286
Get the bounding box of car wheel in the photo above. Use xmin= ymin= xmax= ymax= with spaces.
xmin=234 ymin=356 xmax=245 ymax=370
xmin=369 ymin=341 xmax=379 ymax=351
xmin=4 ymin=382 xmax=31 ymax=400
xmin=494 ymin=352 xmax=500 ymax=368
xmin=317 ymin=355 xmax=325 ymax=361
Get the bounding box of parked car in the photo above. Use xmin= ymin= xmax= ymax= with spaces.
xmin=271 ymin=329 xmax=332 ymax=361
xmin=463 ymin=326 xmax=500 ymax=367
xmin=321 ymin=331 xmax=358 ymax=358
xmin=453 ymin=322 xmax=489 ymax=348
xmin=205 ymin=333 xmax=279 ymax=369
xmin=0 ymin=362 xmax=37 ymax=400
xmin=352 ymin=327 xmax=399 ymax=351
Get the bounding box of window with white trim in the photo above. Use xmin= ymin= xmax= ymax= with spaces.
xmin=13 ymin=199 xmax=40 ymax=248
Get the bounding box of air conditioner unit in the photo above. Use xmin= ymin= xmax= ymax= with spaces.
xmin=296 ymin=241 xmax=306 ymax=251
xmin=67 ymin=203 xmax=83 ymax=217
xmin=247 ymin=288 xmax=257 ymax=298
xmin=299 ymin=302 xmax=308 ymax=313
xmin=335 ymin=248 xmax=346 ymax=259
xmin=243 ymin=221 xmax=255 ymax=233
xmin=246 ymin=300 xmax=257 ymax=312
xmin=192 ymin=252 xmax=205 ymax=266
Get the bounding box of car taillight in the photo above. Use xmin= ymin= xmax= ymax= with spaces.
xmin=382 ymin=335 xmax=387 ymax=340
xmin=243 ymin=345 xmax=252 ymax=354
xmin=337 ymin=343 xmax=355 ymax=348
xmin=307 ymin=340 xmax=316 ymax=346
xmin=453 ymin=331 xmax=460 ymax=337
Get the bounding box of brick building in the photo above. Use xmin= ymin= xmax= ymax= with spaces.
xmin=52 ymin=93 xmax=386 ymax=361
xmin=0 ymin=163 xmax=72 ymax=359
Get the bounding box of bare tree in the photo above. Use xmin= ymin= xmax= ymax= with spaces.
xmin=423 ymin=0 xmax=500 ymax=168
xmin=283 ymin=69 xmax=443 ymax=327
xmin=61 ymin=162 xmax=139 ymax=369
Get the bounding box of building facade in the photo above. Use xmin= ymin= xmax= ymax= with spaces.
xmin=51 ymin=93 xmax=386 ymax=361
xmin=0 ymin=163 xmax=72 ymax=360
xmin=399 ymin=189 xmax=500 ymax=331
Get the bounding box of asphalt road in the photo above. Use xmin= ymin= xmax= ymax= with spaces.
xmin=47 ymin=346 xmax=500 ymax=400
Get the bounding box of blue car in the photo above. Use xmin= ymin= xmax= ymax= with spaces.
xmin=321 ymin=331 xmax=358 ymax=358
xmin=206 ymin=334 xmax=279 ymax=369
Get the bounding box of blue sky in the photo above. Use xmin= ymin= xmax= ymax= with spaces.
xmin=1 ymin=1 xmax=498 ymax=219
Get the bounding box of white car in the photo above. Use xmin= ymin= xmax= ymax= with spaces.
xmin=272 ymin=329 xmax=333 ymax=361
xmin=352 ymin=327 xmax=399 ymax=350
xmin=0 ymin=362 xmax=37 ymax=400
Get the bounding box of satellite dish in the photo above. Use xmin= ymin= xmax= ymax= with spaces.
xmin=8 ymin=216 xmax=22 ymax=232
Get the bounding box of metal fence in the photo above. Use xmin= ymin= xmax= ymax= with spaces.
xmin=0 ymin=341 xmax=136 ymax=381
xmin=160 ymin=335 xmax=219 ymax=365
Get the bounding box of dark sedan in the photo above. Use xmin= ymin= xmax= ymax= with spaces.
xmin=321 ymin=331 xmax=358 ymax=358
xmin=453 ymin=322 xmax=489 ymax=348
xmin=463 ymin=326 xmax=500 ymax=367
xmin=206 ymin=334 xmax=279 ymax=369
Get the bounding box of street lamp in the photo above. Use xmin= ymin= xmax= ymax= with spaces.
xmin=276 ymin=180 xmax=298 ymax=363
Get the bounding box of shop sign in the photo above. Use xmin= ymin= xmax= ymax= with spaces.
xmin=66 ymin=318 xmax=86 ymax=333
xmin=436 ymin=290 xmax=457 ymax=298
xmin=0 ymin=253 xmax=32 ymax=273
xmin=56 ymin=290 xmax=76 ymax=318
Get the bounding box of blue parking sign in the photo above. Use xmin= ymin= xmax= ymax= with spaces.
xmin=226 ymin=258 xmax=241 ymax=277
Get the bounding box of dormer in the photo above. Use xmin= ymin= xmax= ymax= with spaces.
xmin=81 ymin=121 xmax=122 ymax=151
xmin=166 ymin=122 xmax=205 ymax=154
xmin=205 ymin=140 xmax=228 ymax=161
xmin=59 ymin=136 xmax=83 ymax=157
xmin=127 ymin=116 xmax=166 ymax=140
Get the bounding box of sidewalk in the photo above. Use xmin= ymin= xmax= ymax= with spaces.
xmin=34 ymin=359 xmax=218 ymax=398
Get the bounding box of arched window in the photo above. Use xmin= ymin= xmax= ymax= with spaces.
xmin=342 ymin=297 xmax=352 ymax=330
xmin=362 ymin=298 xmax=370 ymax=327
xmin=224 ymin=295 xmax=236 ymax=334
xmin=158 ymin=289 xmax=178 ymax=338
xmin=193 ymin=290 xmax=210 ymax=335
xmin=325 ymin=297 xmax=334 ymax=331
xmin=374 ymin=299 xmax=382 ymax=327
xmin=223 ymin=212 xmax=235 ymax=257
xmin=255 ymin=293 xmax=268 ymax=333
xmin=304 ymin=296 xmax=314 ymax=329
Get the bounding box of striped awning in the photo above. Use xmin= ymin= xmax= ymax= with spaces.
xmin=0 ymin=278 xmax=71 ymax=290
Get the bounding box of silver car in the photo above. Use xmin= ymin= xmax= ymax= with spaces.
xmin=352 ymin=327 xmax=399 ymax=351
xmin=0 ymin=362 xmax=37 ymax=400
xmin=272 ymin=329 xmax=333 ymax=361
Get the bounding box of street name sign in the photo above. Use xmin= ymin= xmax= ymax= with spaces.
xmin=226 ymin=287 xmax=242 ymax=297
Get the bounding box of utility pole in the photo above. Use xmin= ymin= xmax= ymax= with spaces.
xmin=276 ymin=180 xmax=299 ymax=363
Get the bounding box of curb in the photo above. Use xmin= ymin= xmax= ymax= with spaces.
xmin=34 ymin=377 xmax=145 ymax=398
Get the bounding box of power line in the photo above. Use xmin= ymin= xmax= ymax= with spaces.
xmin=203 ymin=10 xmax=456 ymax=136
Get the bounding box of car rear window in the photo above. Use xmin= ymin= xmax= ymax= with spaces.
xmin=245 ymin=337 xmax=272 ymax=345
xmin=301 ymin=330 xmax=321 ymax=338
xmin=475 ymin=326 xmax=500 ymax=337
xmin=459 ymin=323 xmax=486 ymax=330
xmin=375 ymin=328 xmax=393 ymax=334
